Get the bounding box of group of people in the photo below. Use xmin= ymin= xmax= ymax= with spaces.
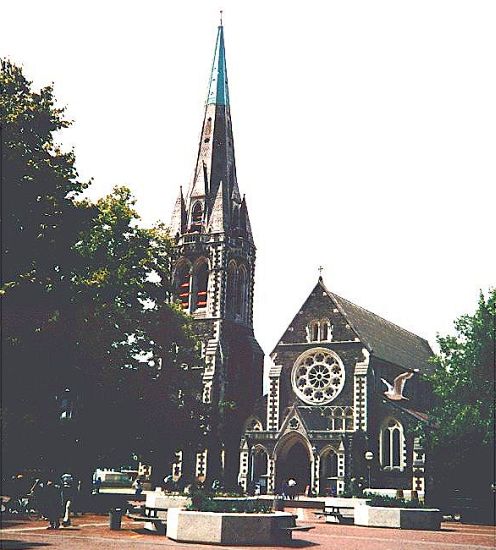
xmin=7 ymin=472 xmax=78 ymax=529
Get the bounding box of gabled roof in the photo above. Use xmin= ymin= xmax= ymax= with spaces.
xmin=321 ymin=278 xmax=434 ymax=373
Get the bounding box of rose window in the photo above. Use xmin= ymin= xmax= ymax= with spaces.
xmin=291 ymin=348 xmax=345 ymax=405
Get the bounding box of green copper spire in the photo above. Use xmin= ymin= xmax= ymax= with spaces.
xmin=207 ymin=24 xmax=229 ymax=106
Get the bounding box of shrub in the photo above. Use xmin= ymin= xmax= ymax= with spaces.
xmin=366 ymin=494 xmax=425 ymax=509
xmin=187 ymin=492 xmax=272 ymax=513
xmin=342 ymin=477 xmax=366 ymax=498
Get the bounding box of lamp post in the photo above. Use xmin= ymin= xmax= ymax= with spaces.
xmin=364 ymin=451 xmax=373 ymax=490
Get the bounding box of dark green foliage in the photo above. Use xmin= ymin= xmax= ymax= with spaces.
xmin=342 ymin=477 xmax=366 ymax=498
xmin=425 ymin=290 xmax=495 ymax=504
xmin=188 ymin=490 xmax=273 ymax=513
xmin=1 ymin=58 xmax=93 ymax=475
xmin=366 ymin=495 xmax=425 ymax=509
xmin=1 ymin=60 xmax=205 ymax=484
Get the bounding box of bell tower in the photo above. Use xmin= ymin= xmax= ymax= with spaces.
xmin=169 ymin=22 xmax=264 ymax=487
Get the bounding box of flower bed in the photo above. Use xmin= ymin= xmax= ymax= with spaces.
xmin=189 ymin=497 xmax=273 ymax=514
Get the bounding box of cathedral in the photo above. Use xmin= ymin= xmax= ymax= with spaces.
xmin=169 ymin=22 xmax=433 ymax=496
xmin=168 ymin=22 xmax=264 ymax=487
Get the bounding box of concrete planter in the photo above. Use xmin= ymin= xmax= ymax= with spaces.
xmin=167 ymin=509 xmax=296 ymax=545
xmin=324 ymin=497 xmax=370 ymax=508
xmin=354 ymin=504 xmax=441 ymax=530
xmin=143 ymin=492 xmax=190 ymax=533
xmin=324 ymin=497 xmax=370 ymax=523
xmin=145 ymin=492 xmax=190 ymax=513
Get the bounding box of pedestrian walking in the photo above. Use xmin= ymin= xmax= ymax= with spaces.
xmin=132 ymin=478 xmax=143 ymax=496
xmin=287 ymin=478 xmax=297 ymax=500
xmin=41 ymin=478 xmax=62 ymax=529
xmin=60 ymin=473 xmax=75 ymax=527
xmin=93 ymin=476 xmax=102 ymax=494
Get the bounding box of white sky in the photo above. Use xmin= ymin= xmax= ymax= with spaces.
xmin=2 ymin=0 xmax=495 ymax=356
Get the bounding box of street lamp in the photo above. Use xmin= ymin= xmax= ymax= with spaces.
xmin=364 ymin=451 xmax=373 ymax=490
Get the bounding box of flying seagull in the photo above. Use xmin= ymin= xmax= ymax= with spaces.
xmin=381 ymin=370 xmax=419 ymax=401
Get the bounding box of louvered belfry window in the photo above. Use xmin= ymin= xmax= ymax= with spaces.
xmin=177 ymin=265 xmax=191 ymax=310
xmin=190 ymin=202 xmax=203 ymax=233
xmin=194 ymin=262 xmax=209 ymax=310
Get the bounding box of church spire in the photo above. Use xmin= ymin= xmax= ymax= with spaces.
xmin=207 ymin=24 xmax=229 ymax=106
xmin=171 ymin=21 xmax=252 ymax=242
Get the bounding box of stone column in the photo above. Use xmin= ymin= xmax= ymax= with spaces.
xmin=311 ymin=449 xmax=320 ymax=496
xmin=267 ymin=365 xmax=282 ymax=431
xmin=337 ymin=442 xmax=346 ymax=495
xmin=195 ymin=449 xmax=208 ymax=481
xmin=267 ymin=456 xmax=276 ymax=494
xmin=238 ymin=440 xmax=249 ymax=491
xmin=354 ymin=349 xmax=370 ymax=432
xmin=412 ymin=437 xmax=426 ymax=497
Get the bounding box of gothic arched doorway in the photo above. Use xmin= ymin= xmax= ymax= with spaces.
xmin=275 ymin=436 xmax=311 ymax=496
xmin=319 ymin=447 xmax=338 ymax=496
xmin=250 ymin=446 xmax=269 ymax=494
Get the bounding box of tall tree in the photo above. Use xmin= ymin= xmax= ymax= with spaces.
xmin=1 ymin=60 xmax=205 ymax=483
xmin=66 ymin=188 xmax=204 ymax=480
xmin=426 ymin=289 xmax=495 ymax=505
xmin=1 ymin=59 xmax=92 ymax=475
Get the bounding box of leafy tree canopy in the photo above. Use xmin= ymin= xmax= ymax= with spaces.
xmin=426 ymin=289 xmax=495 ymax=499
xmin=1 ymin=59 xmax=204 ymax=483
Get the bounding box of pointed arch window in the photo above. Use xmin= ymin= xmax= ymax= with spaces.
xmin=192 ymin=260 xmax=209 ymax=311
xmin=236 ymin=265 xmax=247 ymax=319
xmin=307 ymin=320 xmax=333 ymax=342
xmin=175 ymin=261 xmax=191 ymax=310
xmin=232 ymin=205 xmax=240 ymax=229
xmin=380 ymin=418 xmax=405 ymax=470
xmin=226 ymin=261 xmax=237 ymax=315
xmin=190 ymin=202 xmax=203 ymax=233
xmin=309 ymin=321 xmax=319 ymax=342
xmin=328 ymin=406 xmax=354 ymax=431
xmin=319 ymin=447 xmax=339 ymax=496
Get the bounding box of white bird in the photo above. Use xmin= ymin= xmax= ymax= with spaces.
xmin=381 ymin=370 xmax=418 ymax=400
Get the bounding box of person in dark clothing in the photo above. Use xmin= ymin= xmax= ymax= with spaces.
xmin=60 ymin=473 xmax=75 ymax=526
xmin=41 ymin=479 xmax=62 ymax=529
xmin=93 ymin=477 xmax=102 ymax=494
xmin=133 ymin=478 xmax=143 ymax=496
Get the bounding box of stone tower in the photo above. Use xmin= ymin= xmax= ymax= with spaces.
xmin=169 ymin=23 xmax=264 ymax=487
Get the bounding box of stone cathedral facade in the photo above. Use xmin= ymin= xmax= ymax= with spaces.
xmin=238 ymin=278 xmax=433 ymax=496
xmin=168 ymin=23 xmax=263 ymax=486
xmin=169 ymin=23 xmax=433 ymax=495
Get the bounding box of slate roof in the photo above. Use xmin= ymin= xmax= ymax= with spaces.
xmin=320 ymin=279 xmax=434 ymax=373
xmin=384 ymin=399 xmax=431 ymax=425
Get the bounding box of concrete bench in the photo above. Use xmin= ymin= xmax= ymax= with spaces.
xmin=127 ymin=506 xmax=168 ymax=534
xmin=318 ymin=505 xmax=355 ymax=524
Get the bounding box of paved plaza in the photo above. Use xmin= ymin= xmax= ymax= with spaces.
xmin=1 ymin=507 xmax=494 ymax=550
